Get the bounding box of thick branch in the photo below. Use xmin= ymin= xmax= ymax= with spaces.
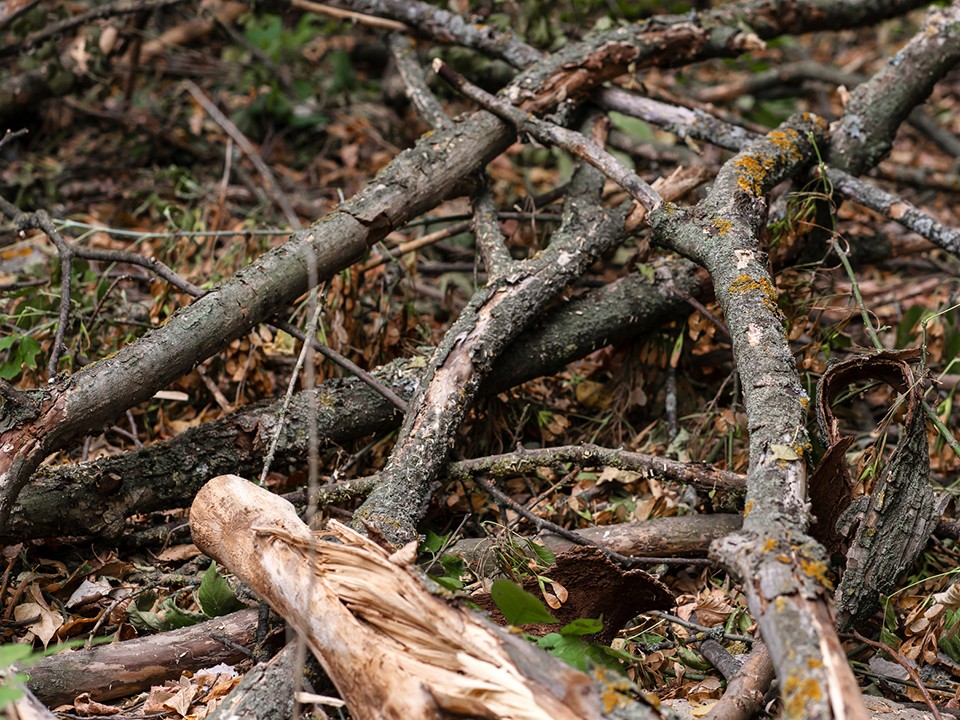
xmin=651 ymin=115 xmax=868 ymax=720
xmin=0 ymin=0 xmax=931 ymax=534
xmin=830 ymin=0 xmax=960 ymax=175
xmin=191 ymin=475 xmax=657 ymax=719
xmin=354 ymin=157 xmax=629 ymax=545
xmin=26 ymin=609 xmax=259 ymax=707
xmin=6 ymin=263 xmax=703 ymax=542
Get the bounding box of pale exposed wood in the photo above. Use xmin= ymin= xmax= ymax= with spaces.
xmin=190 ymin=475 xmax=656 ymax=720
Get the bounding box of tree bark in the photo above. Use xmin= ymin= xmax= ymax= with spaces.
xmin=25 ymin=608 xmax=259 ymax=707
xmin=5 ymin=259 xmax=703 ymax=542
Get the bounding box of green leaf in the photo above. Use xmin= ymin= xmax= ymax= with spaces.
xmin=676 ymin=644 xmax=712 ymax=671
xmin=17 ymin=335 xmax=41 ymax=371
xmin=536 ymin=634 xmax=594 ymax=671
xmin=559 ymin=617 xmax=603 ymax=636
xmin=421 ymin=530 xmax=447 ymax=555
xmin=527 ymin=541 xmax=556 ymax=567
xmin=157 ymin=598 xmax=207 ymax=630
xmin=438 ymin=554 xmax=466 ymax=579
xmin=126 ymin=590 xmax=162 ymax=631
xmin=490 ymin=579 xmax=557 ymax=625
xmin=197 ymin=562 xmax=245 ymax=617
xmin=429 ymin=574 xmax=464 ymax=591
xmin=608 ymin=112 xmax=655 ymax=143
xmin=538 ymin=633 xmax=629 ymax=673
xmin=896 ymin=305 xmax=926 ymax=347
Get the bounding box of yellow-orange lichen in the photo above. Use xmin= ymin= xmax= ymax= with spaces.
xmin=782 ymin=676 xmax=823 ymax=719
xmin=800 ymin=557 xmax=833 ymax=589
xmin=712 ymin=217 xmax=732 ymax=235
xmin=767 ymin=128 xmax=802 ymax=161
xmin=728 ymin=274 xmax=780 ymax=313
xmin=734 ymin=155 xmax=767 ymax=194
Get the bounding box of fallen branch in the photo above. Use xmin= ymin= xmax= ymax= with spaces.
xmin=5 ymin=262 xmax=704 ymax=542
xmin=651 ymin=114 xmax=869 ymax=718
xmin=190 ymin=475 xmax=660 ymax=719
xmin=25 ymin=608 xmax=259 ymax=707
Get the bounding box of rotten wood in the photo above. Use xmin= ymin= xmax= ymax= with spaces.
xmin=812 ymin=349 xmax=947 ymax=629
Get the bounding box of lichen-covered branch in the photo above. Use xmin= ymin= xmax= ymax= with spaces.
xmin=830 ymin=0 xmax=960 ymax=175
xmin=434 ymin=60 xmax=663 ymax=210
xmin=5 ymin=262 xmax=703 ymax=543
xmin=0 ymin=0 xmax=931 ymax=533
xmin=651 ymin=114 xmax=869 ymax=720
xmin=825 ymin=167 xmax=960 ymax=259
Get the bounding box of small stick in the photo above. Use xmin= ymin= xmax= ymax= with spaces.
xmin=291 ymin=0 xmax=407 ymax=31
xmin=185 ymin=81 xmax=302 ymax=230
xmin=850 ymin=630 xmax=943 ymax=720
xmin=433 ymin=59 xmax=662 ymax=212
xmin=469 ymin=473 xmax=714 ymax=568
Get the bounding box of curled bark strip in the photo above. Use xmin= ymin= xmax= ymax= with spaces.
xmin=810 ymin=349 xmax=948 ymax=629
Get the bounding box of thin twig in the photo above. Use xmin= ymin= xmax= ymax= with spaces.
xmin=361 ymin=222 xmax=471 ymax=272
xmin=0 ymin=128 xmax=27 ymax=151
xmin=291 ymin=0 xmax=407 ymax=31
xmin=470 ymin=474 xmax=714 ymax=568
xmin=433 ymin=60 xmax=662 ymax=212
xmin=647 ymin=610 xmax=755 ymax=644
xmin=67 ymin=245 xmax=205 ymax=297
xmin=0 ymin=0 xmax=189 ymax=58
xmin=0 ymin=194 xmax=207 ymax=375
xmin=671 ymin=287 xmax=732 ymax=342
xmin=388 ymin=34 xmax=451 ymax=131
xmin=454 ymin=443 xmax=745 ymax=492
xmin=184 ymin=81 xmax=302 ymax=230
xmin=261 ymin=293 xmax=325 ymax=484
xmin=271 ymin=318 xmax=409 ymax=413
xmin=825 ymin=166 xmax=960 ymax=259
xmin=850 ymin=630 xmax=943 ymax=720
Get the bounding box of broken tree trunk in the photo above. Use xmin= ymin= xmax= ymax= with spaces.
xmin=189 ymin=474 xmax=659 ymax=720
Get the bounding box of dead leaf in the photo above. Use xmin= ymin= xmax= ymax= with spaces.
xmin=155 ymin=544 xmax=202 ymax=563
xmin=694 ymin=589 xmax=736 ymax=627
xmin=66 ymin=578 xmax=112 ymax=609
xmin=15 ymin=601 xmax=63 ymax=648
xmin=74 ymin=692 xmax=121 ymax=716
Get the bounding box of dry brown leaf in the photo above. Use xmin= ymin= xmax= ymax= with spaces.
xmin=693 ymin=589 xmax=737 ymax=627
xmin=14 ymin=601 xmax=63 ymax=648
xmin=155 ymin=544 xmax=202 ymax=563
xmin=73 ymin=692 xmax=121 ymax=716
